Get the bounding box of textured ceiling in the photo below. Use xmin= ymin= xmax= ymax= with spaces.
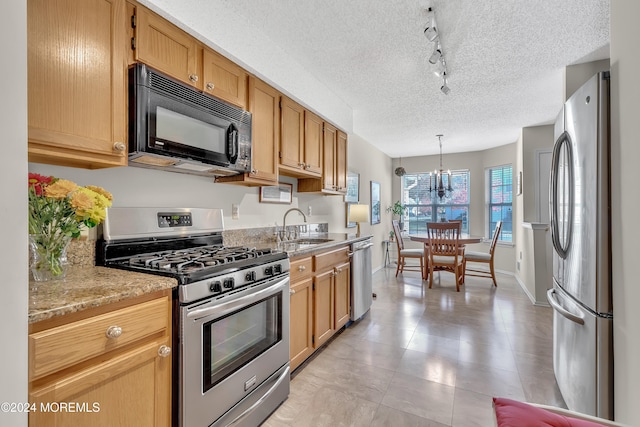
xmin=147 ymin=0 xmax=610 ymax=158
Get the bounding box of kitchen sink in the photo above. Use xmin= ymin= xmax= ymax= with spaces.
xmin=291 ymin=238 xmax=333 ymax=244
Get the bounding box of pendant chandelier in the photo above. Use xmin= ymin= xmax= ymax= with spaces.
xmin=395 ymin=157 xmax=406 ymax=176
xmin=429 ymin=134 xmax=453 ymax=200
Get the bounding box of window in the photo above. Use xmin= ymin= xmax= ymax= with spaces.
xmin=488 ymin=165 xmax=513 ymax=242
xmin=401 ymin=170 xmax=470 ymax=234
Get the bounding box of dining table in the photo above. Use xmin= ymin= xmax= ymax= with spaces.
xmin=408 ymin=233 xmax=483 ymax=279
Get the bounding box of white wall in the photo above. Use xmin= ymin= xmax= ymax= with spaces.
xmin=0 ymin=0 xmax=28 ymax=426
xmin=611 ymin=1 xmax=640 ymax=422
xmin=514 ymin=125 xmax=554 ymax=305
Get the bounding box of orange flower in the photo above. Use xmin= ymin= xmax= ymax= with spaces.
xmin=44 ymin=179 xmax=78 ymax=200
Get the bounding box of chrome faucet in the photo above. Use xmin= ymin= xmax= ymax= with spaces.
xmin=282 ymin=208 xmax=307 ymax=240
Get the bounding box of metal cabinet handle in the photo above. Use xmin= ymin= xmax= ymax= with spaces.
xmin=206 ymin=82 xmax=214 ymax=91
xmin=189 ymin=74 xmax=199 ymax=83
xmin=289 ymin=288 xmax=295 ymax=295
xmin=105 ymin=325 xmax=122 ymax=339
xmin=157 ymin=345 xmax=171 ymax=358
xmin=298 ymin=265 xmax=306 ymax=272
xmin=113 ymin=141 xmax=126 ymax=152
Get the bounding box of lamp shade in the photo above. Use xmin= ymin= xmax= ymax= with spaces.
xmin=349 ymin=204 xmax=370 ymax=223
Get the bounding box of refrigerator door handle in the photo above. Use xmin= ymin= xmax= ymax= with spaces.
xmin=547 ymin=288 xmax=584 ymax=325
xmin=550 ymin=131 xmax=574 ymax=259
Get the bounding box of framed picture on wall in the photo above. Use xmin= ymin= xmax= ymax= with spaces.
xmin=259 ymin=183 xmax=293 ymax=204
xmin=370 ymin=181 xmax=381 ymax=224
xmin=344 ymin=171 xmax=359 ymax=203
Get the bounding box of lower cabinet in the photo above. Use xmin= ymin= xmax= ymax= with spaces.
xmin=28 ymin=291 xmax=172 ymax=427
xmin=289 ymin=246 xmax=351 ymax=371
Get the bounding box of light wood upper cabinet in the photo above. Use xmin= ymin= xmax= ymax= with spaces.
xmin=27 ymin=0 xmax=128 ymax=169
xmin=279 ymin=97 xmax=322 ymax=178
xmin=298 ymin=123 xmax=348 ymax=195
xmin=303 ymin=111 xmax=324 ymax=176
xmin=216 ymin=76 xmax=279 ymax=186
xmin=29 ymin=292 xmax=172 ymax=427
xmin=323 ymin=123 xmax=338 ymax=191
xmin=132 ymin=4 xmax=200 ymax=87
xmin=336 ymin=130 xmax=348 ymax=193
xmin=279 ymin=96 xmax=305 ymax=172
xmin=202 ymin=48 xmax=248 ymax=109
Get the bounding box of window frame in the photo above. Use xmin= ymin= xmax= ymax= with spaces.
xmin=400 ymin=170 xmax=470 ymax=234
xmin=486 ymin=164 xmax=513 ymax=243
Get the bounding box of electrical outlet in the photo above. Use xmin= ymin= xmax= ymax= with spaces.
xmin=519 ymin=251 xmax=523 ymax=259
xmin=517 ymin=261 xmax=521 ymax=271
xmin=307 ymin=205 xmax=312 ymax=216
xmin=232 ymin=204 xmax=239 ymax=219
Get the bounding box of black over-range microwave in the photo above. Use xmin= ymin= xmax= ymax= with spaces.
xmin=128 ymin=63 xmax=252 ymax=177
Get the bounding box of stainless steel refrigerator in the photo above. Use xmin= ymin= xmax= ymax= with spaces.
xmin=547 ymin=71 xmax=613 ymax=420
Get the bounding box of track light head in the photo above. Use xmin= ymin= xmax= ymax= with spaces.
xmin=424 ymin=26 xmax=438 ymax=42
xmin=428 ymin=45 xmax=442 ymax=64
xmin=441 ymin=77 xmax=450 ymax=95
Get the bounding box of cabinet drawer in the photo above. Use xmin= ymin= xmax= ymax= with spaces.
xmin=314 ymin=246 xmax=350 ymax=272
xmin=290 ymin=256 xmax=312 ymax=281
xmin=30 ymin=296 xmax=169 ymax=380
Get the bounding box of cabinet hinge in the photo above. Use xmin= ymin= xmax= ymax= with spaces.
xmin=278 ymin=151 xmax=282 ymax=159
xmin=279 ymin=99 xmax=282 ymax=109
xmin=312 ymin=283 xmax=315 ymax=291
xmin=312 ymin=335 xmax=315 ymax=345
xmin=131 ymin=37 xmax=136 ymax=50
xmin=131 ymin=14 xmax=136 ymax=29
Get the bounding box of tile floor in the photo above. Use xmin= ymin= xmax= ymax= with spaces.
xmin=265 ymin=267 xmax=566 ymax=426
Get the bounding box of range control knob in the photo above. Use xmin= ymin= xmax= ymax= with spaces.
xmin=264 ymin=266 xmax=274 ymax=276
xmin=273 ymin=264 xmax=282 ymax=274
xmin=245 ymin=271 xmax=256 ymax=282
xmin=223 ymin=278 xmax=235 ymax=289
xmin=209 ymin=281 xmax=222 ymax=293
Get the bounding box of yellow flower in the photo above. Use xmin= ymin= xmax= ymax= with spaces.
xmin=85 ymin=185 xmax=113 ymax=202
xmin=70 ymin=189 xmax=94 ymax=213
xmin=44 ymin=179 xmax=78 ymax=200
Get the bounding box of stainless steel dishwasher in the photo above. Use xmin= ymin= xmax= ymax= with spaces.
xmin=351 ymin=237 xmax=373 ymax=321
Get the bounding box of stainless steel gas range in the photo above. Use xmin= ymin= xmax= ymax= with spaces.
xmin=97 ymin=207 xmax=290 ymax=427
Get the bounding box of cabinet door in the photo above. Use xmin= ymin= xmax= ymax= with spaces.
xmin=290 ymin=277 xmax=313 ymax=371
xmin=280 ymin=96 xmax=305 ymax=170
xmin=336 ymin=130 xmax=348 ymax=194
xmin=334 ymin=261 xmax=351 ymax=330
xmin=134 ymin=5 xmax=200 ymax=87
xmin=323 ymin=123 xmax=337 ymax=191
xmin=27 ymin=0 xmax=128 ymax=169
xmin=202 ymin=48 xmax=247 ymax=109
xmin=313 ymin=269 xmax=334 ymax=348
xmin=303 ymin=111 xmax=324 ymax=176
xmin=29 ymin=338 xmax=172 ymax=427
xmin=247 ymin=77 xmax=279 ymax=183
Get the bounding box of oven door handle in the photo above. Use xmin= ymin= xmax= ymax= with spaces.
xmin=226 ymin=365 xmax=290 ymax=427
xmin=186 ymin=277 xmax=289 ymax=321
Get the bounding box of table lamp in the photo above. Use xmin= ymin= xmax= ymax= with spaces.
xmin=349 ymin=204 xmax=369 ymax=237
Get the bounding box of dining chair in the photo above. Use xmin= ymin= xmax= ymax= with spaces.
xmin=426 ymin=221 xmax=465 ymax=291
xmin=392 ymin=220 xmax=425 ymax=279
xmin=464 ymin=221 xmax=502 ymax=287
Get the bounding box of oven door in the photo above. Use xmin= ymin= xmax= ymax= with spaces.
xmin=180 ymin=275 xmax=290 ymax=427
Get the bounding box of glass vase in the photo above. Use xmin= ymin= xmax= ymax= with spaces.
xmin=29 ymin=233 xmax=72 ymax=281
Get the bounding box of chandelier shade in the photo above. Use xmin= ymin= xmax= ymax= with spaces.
xmin=429 ymin=134 xmax=454 ymax=200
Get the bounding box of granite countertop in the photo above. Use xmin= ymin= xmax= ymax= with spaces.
xmin=29 ymin=266 xmax=177 ymax=324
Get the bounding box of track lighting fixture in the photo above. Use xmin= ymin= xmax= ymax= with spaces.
xmin=424 ymin=7 xmax=450 ymax=94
